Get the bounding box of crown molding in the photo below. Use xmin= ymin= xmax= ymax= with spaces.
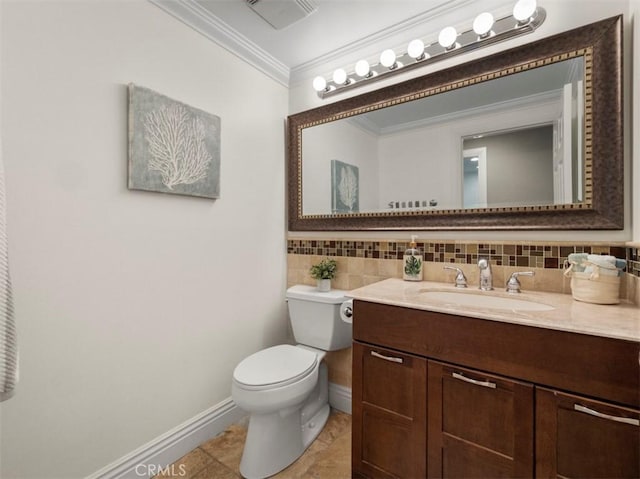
xmin=289 ymin=0 xmax=487 ymax=85
xmin=347 ymin=89 xmax=562 ymax=136
xmin=149 ymin=0 xmax=514 ymax=88
xmin=149 ymin=0 xmax=291 ymax=87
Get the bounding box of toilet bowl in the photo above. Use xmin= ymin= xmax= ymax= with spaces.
xmin=232 ymin=345 xmax=328 ymax=478
xmin=231 ymin=285 xmax=352 ymax=479
xmin=232 ymin=344 xmax=321 ymax=414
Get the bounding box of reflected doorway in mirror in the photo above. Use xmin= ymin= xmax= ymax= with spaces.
xmin=463 ymin=124 xmax=556 ymax=209
xmin=463 ymin=147 xmax=487 ymax=209
xmin=331 ymin=160 xmax=359 ymax=213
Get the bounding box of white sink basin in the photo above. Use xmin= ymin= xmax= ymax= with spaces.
xmin=421 ymin=290 xmax=554 ymax=311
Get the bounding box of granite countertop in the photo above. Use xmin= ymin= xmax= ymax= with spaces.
xmin=347 ymin=278 xmax=640 ymax=342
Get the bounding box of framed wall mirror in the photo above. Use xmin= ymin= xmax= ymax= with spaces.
xmin=287 ymin=16 xmax=622 ymax=231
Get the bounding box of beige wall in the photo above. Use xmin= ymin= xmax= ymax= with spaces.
xmin=0 ymin=1 xmax=288 ymax=477
xmin=633 ymin=0 xmax=640 ymax=242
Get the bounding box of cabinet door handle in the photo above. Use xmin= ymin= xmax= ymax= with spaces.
xmin=452 ymin=372 xmax=497 ymax=389
xmin=574 ymin=404 xmax=640 ymax=426
xmin=370 ymin=351 xmax=403 ymax=364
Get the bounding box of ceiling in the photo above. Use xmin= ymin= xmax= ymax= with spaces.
xmin=193 ymin=0 xmax=447 ymax=68
xmin=150 ymin=0 xmax=513 ymax=86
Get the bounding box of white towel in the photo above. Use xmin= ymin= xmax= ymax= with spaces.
xmin=584 ymin=255 xmax=621 ymax=278
xmin=586 ymin=254 xmax=617 ymax=269
xmin=0 ymin=146 xmax=17 ymax=402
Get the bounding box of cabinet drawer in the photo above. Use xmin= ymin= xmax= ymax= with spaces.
xmin=536 ymin=388 xmax=640 ymax=478
xmin=362 ymin=345 xmax=419 ymax=416
xmin=428 ymin=361 xmax=534 ymax=478
xmin=352 ymin=342 xmax=427 ymax=479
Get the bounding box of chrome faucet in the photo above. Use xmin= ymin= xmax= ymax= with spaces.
xmin=478 ymin=258 xmax=493 ymax=291
xmin=443 ymin=266 xmax=467 ymax=288
xmin=506 ymin=271 xmax=535 ymax=293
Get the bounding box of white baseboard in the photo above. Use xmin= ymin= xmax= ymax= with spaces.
xmin=87 ymin=398 xmax=246 ymax=479
xmin=88 ymin=384 xmax=351 ymax=479
xmin=329 ymin=382 xmax=352 ymax=414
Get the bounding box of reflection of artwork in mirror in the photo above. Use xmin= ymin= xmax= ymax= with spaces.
xmin=331 ymin=160 xmax=359 ymax=213
xmin=302 ymin=56 xmax=584 ymax=216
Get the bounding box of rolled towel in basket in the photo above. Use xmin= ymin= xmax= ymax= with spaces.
xmin=587 ymin=254 xmax=616 ymax=267
xmin=567 ymin=253 xmax=588 ymax=272
xmin=585 ymin=255 xmax=623 ymax=277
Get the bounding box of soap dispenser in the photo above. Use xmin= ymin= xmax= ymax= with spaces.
xmin=403 ymin=235 xmax=423 ymax=281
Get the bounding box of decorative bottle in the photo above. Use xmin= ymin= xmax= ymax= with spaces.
xmin=403 ymin=235 xmax=423 ymax=281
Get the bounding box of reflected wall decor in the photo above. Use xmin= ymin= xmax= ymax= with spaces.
xmin=128 ymin=84 xmax=221 ymax=199
xmin=331 ymin=160 xmax=359 ymax=213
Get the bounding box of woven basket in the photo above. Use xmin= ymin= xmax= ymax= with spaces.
xmin=566 ymin=269 xmax=620 ymax=304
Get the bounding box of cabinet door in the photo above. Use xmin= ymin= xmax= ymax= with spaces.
xmin=427 ymin=361 xmax=534 ymax=478
xmin=536 ymin=387 xmax=640 ymax=478
xmin=352 ymin=341 xmax=427 ymax=479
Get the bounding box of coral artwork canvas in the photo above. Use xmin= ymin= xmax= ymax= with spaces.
xmin=331 ymin=159 xmax=359 ymax=213
xmin=128 ymin=84 xmax=221 ymax=199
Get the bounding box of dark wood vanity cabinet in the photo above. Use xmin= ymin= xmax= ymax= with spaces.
xmin=352 ymin=300 xmax=640 ymax=479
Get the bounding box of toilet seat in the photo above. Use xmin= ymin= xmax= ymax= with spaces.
xmin=233 ymin=345 xmax=318 ymax=390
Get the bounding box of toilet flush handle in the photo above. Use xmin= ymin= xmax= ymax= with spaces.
xmin=340 ymin=300 xmax=354 ymax=324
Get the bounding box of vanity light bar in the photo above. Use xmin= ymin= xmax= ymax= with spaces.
xmin=313 ymin=0 xmax=546 ymax=99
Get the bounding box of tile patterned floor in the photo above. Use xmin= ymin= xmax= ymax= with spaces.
xmin=156 ymin=410 xmax=351 ymax=479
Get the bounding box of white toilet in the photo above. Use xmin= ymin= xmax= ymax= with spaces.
xmin=231 ymin=285 xmax=352 ymax=479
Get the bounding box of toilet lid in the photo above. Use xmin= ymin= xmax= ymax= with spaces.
xmin=233 ymin=345 xmax=318 ymax=387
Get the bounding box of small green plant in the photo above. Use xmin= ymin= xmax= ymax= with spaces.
xmin=310 ymin=258 xmax=337 ymax=280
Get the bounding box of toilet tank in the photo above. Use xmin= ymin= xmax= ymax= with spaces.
xmin=286 ymin=285 xmax=352 ymax=351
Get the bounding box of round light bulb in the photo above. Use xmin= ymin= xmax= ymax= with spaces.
xmin=473 ymin=12 xmax=494 ymax=36
xmin=438 ymin=26 xmax=458 ymax=49
xmin=407 ymin=39 xmax=425 ymax=59
xmin=355 ymin=59 xmax=370 ymax=77
xmin=513 ymin=0 xmax=537 ymax=22
xmin=312 ymin=76 xmax=327 ymax=92
xmin=380 ymin=49 xmax=397 ymax=68
xmin=332 ymin=68 xmax=348 ymax=85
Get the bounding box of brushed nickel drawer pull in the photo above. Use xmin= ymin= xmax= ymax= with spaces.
xmin=574 ymin=404 xmax=640 ymax=426
xmin=370 ymin=351 xmax=403 ymax=364
xmin=452 ymin=372 xmax=497 ymax=389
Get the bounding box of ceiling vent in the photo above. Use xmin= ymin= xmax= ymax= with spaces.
xmin=246 ymin=0 xmax=317 ymax=30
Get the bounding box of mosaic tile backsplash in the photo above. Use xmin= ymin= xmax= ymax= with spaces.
xmin=288 ymin=239 xmax=639 ymax=276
